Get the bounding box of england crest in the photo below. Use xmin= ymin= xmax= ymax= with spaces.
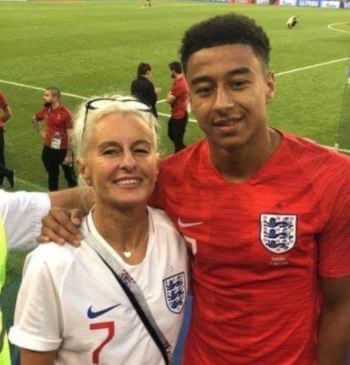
xmin=163 ymin=272 xmax=186 ymax=314
xmin=260 ymin=214 xmax=297 ymax=254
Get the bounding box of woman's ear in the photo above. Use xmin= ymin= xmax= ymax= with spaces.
xmin=77 ymin=159 xmax=92 ymax=186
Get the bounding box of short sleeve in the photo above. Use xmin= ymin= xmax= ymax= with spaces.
xmin=35 ymin=108 xmax=46 ymax=121
xmin=318 ymin=179 xmax=350 ymax=278
xmin=0 ymin=91 xmax=8 ymax=109
xmin=0 ymin=190 xmax=51 ymax=250
xmin=8 ymin=251 xmax=63 ymax=351
xmin=65 ymin=109 xmax=73 ymax=129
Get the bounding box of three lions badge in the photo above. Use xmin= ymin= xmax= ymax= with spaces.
xmin=260 ymin=214 xmax=297 ymax=254
xmin=163 ymin=272 xmax=186 ymax=314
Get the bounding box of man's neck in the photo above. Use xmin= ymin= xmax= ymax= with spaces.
xmin=175 ymin=73 xmax=183 ymax=80
xmin=209 ymin=128 xmax=281 ymax=183
xmin=52 ymin=101 xmax=60 ymax=110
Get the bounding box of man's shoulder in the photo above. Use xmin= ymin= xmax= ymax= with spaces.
xmin=59 ymin=105 xmax=72 ymax=114
xmin=0 ymin=90 xmax=6 ymax=105
xmin=28 ymin=242 xmax=79 ymax=271
xmin=283 ymin=131 xmax=350 ymax=182
xmin=160 ymin=139 xmax=206 ymax=170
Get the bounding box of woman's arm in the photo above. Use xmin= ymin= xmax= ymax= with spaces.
xmin=21 ymin=349 xmax=57 ymax=365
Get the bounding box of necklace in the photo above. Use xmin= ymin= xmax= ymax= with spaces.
xmin=118 ymin=224 xmax=150 ymax=259
xmin=123 ymin=251 xmax=132 ymax=258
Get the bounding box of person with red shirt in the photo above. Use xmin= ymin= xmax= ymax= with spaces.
xmin=0 ymin=90 xmax=15 ymax=188
xmin=151 ymin=14 xmax=350 ymax=364
xmin=167 ymin=61 xmax=189 ymax=153
xmin=32 ymin=87 xmax=77 ymax=191
xmin=39 ymin=13 xmax=350 ymax=365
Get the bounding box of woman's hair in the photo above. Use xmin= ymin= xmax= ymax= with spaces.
xmin=137 ymin=62 xmax=152 ymax=78
xmin=73 ymin=95 xmax=159 ymax=162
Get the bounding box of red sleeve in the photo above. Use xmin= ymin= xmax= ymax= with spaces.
xmin=319 ymin=175 xmax=350 ymax=278
xmin=171 ymin=79 xmax=187 ymax=100
xmin=64 ymin=109 xmax=73 ymax=129
xmin=0 ymin=91 xmax=8 ymax=109
xmin=35 ymin=108 xmax=46 ymax=121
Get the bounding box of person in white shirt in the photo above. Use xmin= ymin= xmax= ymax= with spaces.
xmin=9 ymin=96 xmax=189 ymax=365
xmin=0 ymin=187 xmax=92 ymax=365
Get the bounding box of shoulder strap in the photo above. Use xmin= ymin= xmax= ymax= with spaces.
xmin=82 ymin=225 xmax=172 ymax=365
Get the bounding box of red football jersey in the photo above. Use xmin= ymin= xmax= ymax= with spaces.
xmin=0 ymin=90 xmax=9 ymax=128
xmin=170 ymin=75 xmax=188 ymax=119
xmin=35 ymin=105 xmax=73 ymax=149
xmin=152 ymin=131 xmax=350 ymax=364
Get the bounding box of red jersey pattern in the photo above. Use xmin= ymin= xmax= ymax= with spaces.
xmin=152 ymin=131 xmax=350 ymax=365
xmin=170 ymin=76 xmax=188 ymax=119
xmin=35 ymin=106 xmax=73 ymax=149
xmin=0 ymin=90 xmax=9 ymax=128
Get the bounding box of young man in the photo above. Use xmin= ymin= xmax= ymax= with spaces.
xmin=131 ymin=62 xmax=161 ymax=118
xmin=0 ymin=90 xmax=14 ymax=188
xmin=40 ymin=13 xmax=350 ymax=364
xmin=153 ymin=13 xmax=350 ymax=364
xmin=167 ymin=61 xmax=189 ymax=153
xmin=32 ymin=87 xmax=77 ymax=191
xmin=0 ymin=187 xmax=92 ymax=365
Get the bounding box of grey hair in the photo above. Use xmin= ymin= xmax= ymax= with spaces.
xmin=73 ymin=95 xmax=159 ymax=160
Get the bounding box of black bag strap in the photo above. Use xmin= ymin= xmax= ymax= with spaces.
xmin=82 ymin=222 xmax=172 ymax=365
xmin=97 ymin=253 xmax=171 ymax=365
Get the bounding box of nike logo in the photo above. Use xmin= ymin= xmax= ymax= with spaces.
xmin=178 ymin=218 xmax=203 ymax=228
xmin=87 ymin=304 xmax=121 ymax=319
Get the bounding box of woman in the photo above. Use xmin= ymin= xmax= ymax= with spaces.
xmin=9 ymin=96 xmax=188 ymax=365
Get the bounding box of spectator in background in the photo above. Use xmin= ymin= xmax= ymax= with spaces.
xmin=131 ymin=62 xmax=161 ymax=118
xmin=167 ymin=61 xmax=189 ymax=153
xmin=287 ymin=15 xmax=299 ymax=29
xmin=32 ymin=87 xmax=77 ymax=191
xmin=0 ymin=90 xmax=15 ymax=188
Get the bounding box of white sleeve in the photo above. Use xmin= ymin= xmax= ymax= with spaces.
xmin=8 ymin=249 xmax=62 ymax=351
xmin=0 ymin=190 xmax=51 ymax=250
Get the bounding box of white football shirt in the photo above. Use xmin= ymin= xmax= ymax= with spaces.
xmin=9 ymin=207 xmax=189 ymax=365
xmin=0 ymin=189 xmax=50 ymax=250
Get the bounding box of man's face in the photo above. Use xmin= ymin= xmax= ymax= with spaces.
xmin=170 ymin=69 xmax=176 ymax=79
xmin=186 ymin=44 xmax=275 ymax=153
xmin=42 ymin=90 xmax=55 ymax=107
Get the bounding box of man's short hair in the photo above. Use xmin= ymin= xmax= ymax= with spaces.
xmin=137 ymin=62 xmax=152 ymax=77
xmin=168 ymin=61 xmax=182 ymax=74
xmin=46 ymin=86 xmax=61 ymax=100
xmin=180 ymin=13 xmax=271 ymax=72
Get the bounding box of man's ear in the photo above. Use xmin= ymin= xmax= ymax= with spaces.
xmin=265 ymin=71 xmax=275 ymax=104
xmin=77 ymin=159 xmax=92 ymax=186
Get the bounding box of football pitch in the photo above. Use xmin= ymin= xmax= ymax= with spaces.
xmin=1 ymin=0 xmax=350 ymax=356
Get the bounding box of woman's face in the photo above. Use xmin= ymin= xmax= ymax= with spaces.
xmin=79 ymin=112 xmax=158 ymax=211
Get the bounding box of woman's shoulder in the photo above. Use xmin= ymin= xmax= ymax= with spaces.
xmin=148 ymin=207 xmax=182 ymax=238
xmin=26 ymin=242 xmax=80 ymax=271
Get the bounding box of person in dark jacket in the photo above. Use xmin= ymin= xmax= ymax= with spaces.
xmin=131 ymin=62 xmax=161 ymax=118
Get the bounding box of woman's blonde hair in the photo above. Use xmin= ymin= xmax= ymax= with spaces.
xmin=73 ymin=95 xmax=159 ymax=160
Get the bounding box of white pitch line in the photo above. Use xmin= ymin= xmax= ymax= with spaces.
xmin=0 ymin=79 xmax=86 ymax=100
xmin=0 ymin=55 xmax=348 ymax=187
xmin=275 ymin=57 xmax=350 ymax=76
xmin=15 ymin=177 xmax=46 ymax=191
xmin=328 ymin=22 xmax=350 ymax=34
xmin=0 ymin=56 xmax=349 ymax=125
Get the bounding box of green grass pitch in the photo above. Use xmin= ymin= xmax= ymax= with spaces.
xmin=1 ymin=0 xmax=349 ymax=338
